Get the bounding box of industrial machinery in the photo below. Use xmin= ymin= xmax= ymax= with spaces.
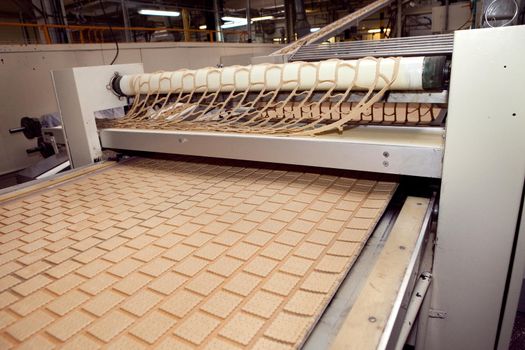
xmin=1 ymin=25 xmax=523 ymax=349
xmin=8 ymin=115 xmax=69 ymax=183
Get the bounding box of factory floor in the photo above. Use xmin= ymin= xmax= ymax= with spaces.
xmin=0 ymin=172 xmax=17 ymax=191
xmin=511 ymin=312 xmax=525 ymax=350
xmin=0 ymin=156 xmax=395 ymax=349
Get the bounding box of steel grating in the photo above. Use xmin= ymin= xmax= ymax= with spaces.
xmin=289 ymin=34 xmax=454 ymax=61
xmin=0 ymin=157 xmax=397 ymax=349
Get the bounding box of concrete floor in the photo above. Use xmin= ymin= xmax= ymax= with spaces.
xmin=0 ymin=172 xmax=18 ymax=190
xmin=510 ymin=312 xmax=525 ymax=350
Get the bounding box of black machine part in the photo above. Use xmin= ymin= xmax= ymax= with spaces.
xmin=109 ymin=72 xmax=126 ymax=98
xmin=9 ymin=117 xmax=42 ymax=139
xmin=422 ymin=56 xmax=450 ymax=90
xmin=26 ymin=137 xmax=56 ymax=158
xmin=9 ymin=116 xmax=56 ymax=158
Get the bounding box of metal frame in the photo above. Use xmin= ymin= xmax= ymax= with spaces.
xmin=304 ymin=194 xmax=434 ymax=349
xmin=426 ymin=25 xmax=525 ymax=350
xmin=381 ymin=194 xmax=435 ymax=349
xmin=270 ymin=0 xmax=395 ymax=57
xmin=51 ymin=63 xmax=143 ymax=168
xmin=99 ymin=126 xmax=444 ymax=178
xmin=289 ymin=34 xmax=454 ymax=61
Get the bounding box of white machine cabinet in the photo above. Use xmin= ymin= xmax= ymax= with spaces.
xmin=426 ymin=26 xmax=525 ymax=350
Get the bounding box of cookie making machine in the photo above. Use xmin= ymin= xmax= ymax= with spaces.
xmin=49 ymin=25 xmax=525 ymax=349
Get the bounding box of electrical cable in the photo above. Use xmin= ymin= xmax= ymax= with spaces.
xmin=484 ymin=0 xmax=519 ymax=27
xmin=98 ymin=0 xmax=119 ymax=65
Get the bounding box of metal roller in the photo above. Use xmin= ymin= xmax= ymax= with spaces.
xmin=112 ymin=56 xmax=447 ymax=97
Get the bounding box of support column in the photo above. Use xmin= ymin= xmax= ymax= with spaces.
xmin=294 ymin=0 xmax=310 ymax=38
xmin=32 ymin=0 xmax=58 ymax=44
xmin=284 ymin=0 xmax=295 ymax=43
xmin=246 ymin=0 xmax=252 ymax=42
xmin=57 ymin=0 xmax=71 ymax=43
xmin=182 ymin=8 xmax=190 ymax=42
xmin=121 ymin=0 xmax=131 ymax=42
xmin=396 ymin=0 xmax=402 ymax=37
xmin=213 ymin=0 xmax=224 ymax=42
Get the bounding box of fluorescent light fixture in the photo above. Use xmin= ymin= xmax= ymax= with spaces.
xmin=222 ymin=16 xmax=245 ymax=22
xmin=199 ymin=25 xmax=207 ymax=30
xmin=310 ymin=27 xmax=320 ymax=32
xmin=221 ymin=22 xmax=245 ymax=28
xmin=221 ymin=16 xmax=245 ymax=28
xmin=367 ymin=28 xmax=391 ymax=34
xmin=221 ymin=21 xmax=246 ymax=29
xmin=138 ymin=9 xmax=180 ymax=17
xmin=252 ymin=15 xmax=274 ymax=22
xmin=221 ymin=17 xmax=247 ymax=29
xmin=220 ymin=15 xmax=274 ymax=28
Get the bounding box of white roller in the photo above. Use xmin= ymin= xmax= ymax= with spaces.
xmin=119 ymin=57 xmax=424 ymax=96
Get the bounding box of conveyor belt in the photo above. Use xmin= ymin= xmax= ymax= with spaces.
xmin=0 ymin=157 xmax=397 ymax=349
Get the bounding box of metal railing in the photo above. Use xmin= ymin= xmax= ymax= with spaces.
xmin=0 ymin=22 xmax=248 ymax=45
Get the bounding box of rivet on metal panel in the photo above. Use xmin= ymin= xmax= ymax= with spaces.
xmin=178 ymin=138 xmax=188 ymax=143
xmin=382 ymin=161 xmax=389 ymax=167
xmin=368 ymin=316 xmax=377 ymax=323
xmin=383 ymin=151 xmax=390 ymax=158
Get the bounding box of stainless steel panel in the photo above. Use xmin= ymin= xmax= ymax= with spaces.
xmin=99 ymin=126 xmax=444 ymax=178
xmin=428 ymin=26 xmax=525 ymax=350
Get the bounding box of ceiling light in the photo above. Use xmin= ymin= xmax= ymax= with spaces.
xmin=310 ymin=27 xmax=320 ymax=32
xmin=367 ymin=28 xmax=391 ymax=34
xmin=138 ymin=9 xmax=180 ymax=17
xmin=222 ymin=16 xmax=245 ymax=22
xmin=221 ymin=22 xmax=246 ymax=29
xmin=199 ymin=25 xmax=207 ymax=30
xmin=252 ymin=16 xmax=274 ymax=22
xmin=220 ymin=15 xmax=274 ymax=28
xmin=221 ymin=16 xmax=247 ymax=29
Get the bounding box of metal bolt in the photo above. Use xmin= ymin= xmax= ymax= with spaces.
xmin=383 ymin=151 xmax=389 ymax=158
xmin=368 ymin=316 xmax=377 ymax=323
xmin=382 ymin=161 xmax=389 ymax=167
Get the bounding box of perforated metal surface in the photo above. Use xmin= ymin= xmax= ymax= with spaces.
xmin=0 ymin=158 xmax=396 ymax=349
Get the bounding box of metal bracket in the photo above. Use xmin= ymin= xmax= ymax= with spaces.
xmin=107 ymin=72 xmax=126 ymax=100
xmin=428 ymin=309 xmax=447 ymax=319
